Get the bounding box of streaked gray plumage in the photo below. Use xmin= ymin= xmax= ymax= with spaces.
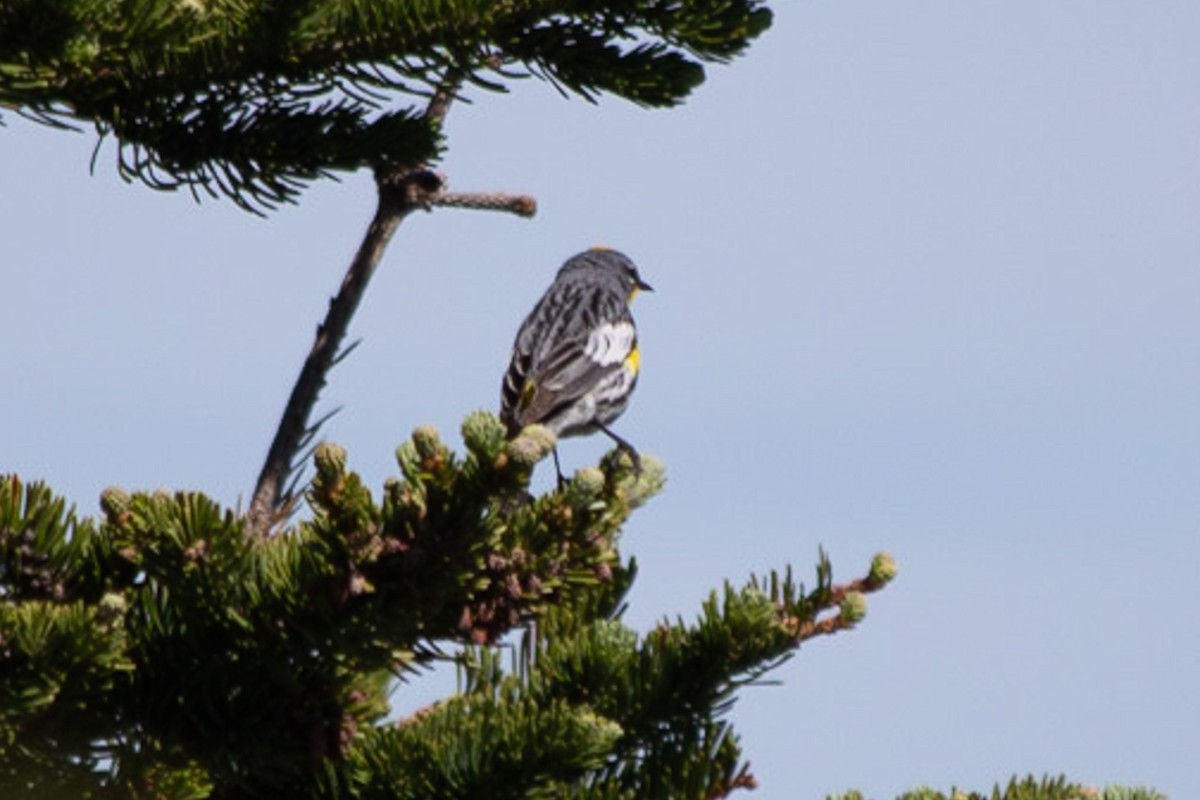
xmin=500 ymin=248 xmax=651 ymax=458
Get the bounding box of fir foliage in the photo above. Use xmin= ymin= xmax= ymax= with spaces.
xmin=1 ymin=414 xmax=891 ymax=798
xmin=0 ymin=0 xmax=772 ymax=210
xmin=827 ymin=775 xmax=1167 ymax=800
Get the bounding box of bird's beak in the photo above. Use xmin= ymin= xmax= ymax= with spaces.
xmin=636 ymin=277 xmax=654 ymax=292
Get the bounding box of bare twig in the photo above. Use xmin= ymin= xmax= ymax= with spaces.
xmin=785 ymin=613 xmax=855 ymax=642
xmin=423 ymin=73 xmax=460 ymax=126
xmin=246 ymin=173 xmax=421 ymax=534
xmin=825 ymin=572 xmax=889 ymax=606
xmin=429 ymin=190 xmax=537 ymax=217
xmin=246 ymin=72 xmax=535 ymax=536
xmin=706 ymin=764 xmax=759 ymax=800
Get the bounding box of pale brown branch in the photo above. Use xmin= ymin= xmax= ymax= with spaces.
xmin=785 ymin=612 xmax=855 ymax=642
xmin=246 ymin=170 xmax=432 ymax=535
xmin=424 ymin=70 xmax=461 ymax=125
xmin=428 ymin=190 xmax=537 ymax=217
xmin=825 ymin=574 xmax=885 ymax=607
xmin=246 ymin=67 xmax=537 ymax=537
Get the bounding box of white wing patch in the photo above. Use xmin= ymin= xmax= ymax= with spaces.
xmin=585 ymin=321 xmax=636 ymax=366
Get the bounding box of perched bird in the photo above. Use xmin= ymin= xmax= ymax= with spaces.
xmin=500 ymin=247 xmax=652 ymax=479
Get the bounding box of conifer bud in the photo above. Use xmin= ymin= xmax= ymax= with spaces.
xmin=99 ymin=487 xmax=131 ymax=524
xmin=505 ymin=424 xmax=556 ymax=468
xmin=839 ymin=591 xmax=867 ymax=624
xmin=461 ymin=411 xmax=506 ymax=459
xmin=869 ymin=552 xmax=898 ymax=585
xmin=411 ymin=425 xmax=441 ymax=460
xmin=626 ymin=455 xmax=666 ymax=507
xmin=97 ymin=591 xmax=128 ymax=624
xmin=569 ymin=467 xmax=606 ymax=499
xmin=314 ymin=442 xmax=348 ymax=474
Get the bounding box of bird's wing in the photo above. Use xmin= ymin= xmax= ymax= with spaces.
xmin=511 ymin=333 xmax=623 ymax=427
xmin=512 ymin=313 xmax=639 ymax=429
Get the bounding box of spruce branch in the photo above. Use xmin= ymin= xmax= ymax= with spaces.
xmin=782 ymin=553 xmax=895 ymax=643
xmin=1 ymin=1 xmax=771 ymax=207
xmin=1 ymin=460 xmax=901 ymax=797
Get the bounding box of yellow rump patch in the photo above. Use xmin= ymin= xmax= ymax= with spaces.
xmin=624 ymin=346 xmax=641 ymax=375
xmin=520 ymin=380 xmax=537 ymax=411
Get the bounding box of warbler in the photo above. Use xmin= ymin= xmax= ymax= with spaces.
xmin=500 ymin=247 xmax=652 ymax=478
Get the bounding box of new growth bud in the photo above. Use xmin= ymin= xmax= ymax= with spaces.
xmin=868 ymin=552 xmax=898 ymax=586
xmin=569 ymin=467 xmax=606 ymax=500
xmin=314 ymin=442 xmax=348 ymax=474
xmin=461 ymin=411 xmax=507 ymax=459
xmin=505 ymin=424 xmax=557 ymax=468
xmin=410 ymin=426 xmax=441 ymax=460
xmin=99 ymin=487 xmax=131 ymax=524
xmin=626 ymin=455 xmax=666 ymax=507
xmin=839 ymin=591 xmax=867 ymax=625
xmin=97 ymin=591 xmax=128 ymax=624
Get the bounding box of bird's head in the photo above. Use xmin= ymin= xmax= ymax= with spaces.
xmin=562 ymin=246 xmax=653 ymax=302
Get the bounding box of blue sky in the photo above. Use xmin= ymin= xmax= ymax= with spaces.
xmin=3 ymin=1 xmax=1198 ymax=797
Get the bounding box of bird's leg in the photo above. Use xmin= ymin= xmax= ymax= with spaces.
xmin=597 ymin=424 xmax=641 ymax=473
xmin=552 ymin=446 xmax=567 ymax=489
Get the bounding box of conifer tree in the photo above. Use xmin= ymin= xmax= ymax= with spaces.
xmin=0 ymin=2 xmax=1158 ymax=799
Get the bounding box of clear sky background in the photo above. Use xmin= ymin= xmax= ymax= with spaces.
xmin=2 ymin=2 xmax=1197 ymax=798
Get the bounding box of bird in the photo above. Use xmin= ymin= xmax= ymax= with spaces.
xmin=500 ymin=247 xmax=652 ymax=482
